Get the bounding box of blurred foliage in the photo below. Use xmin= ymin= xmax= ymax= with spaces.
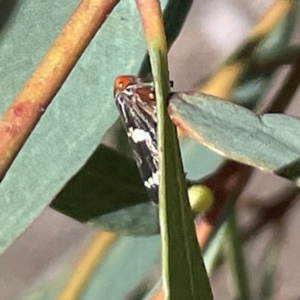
xmin=0 ymin=0 xmax=299 ymax=300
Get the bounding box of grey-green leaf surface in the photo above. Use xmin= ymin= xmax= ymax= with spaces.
xmin=152 ymin=44 xmax=213 ymax=298
xmin=97 ymin=1 xmax=296 ymax=229
xmin=52 ymin=0 xmax=192 ymax=234
xmin=158 ymin=116 xmax=213 ymax=300
xmin=81 ymin=235 xmax=160 ymax=300
xmin=169 ymin=92 xmax=300 ymax=187
xmin=25 ymin=235 xmax=160 ymax=300
xmin=0 ymin=0 xmax=168 ymax=254
xmin=50 ymin=144 xmax=149 ymax=222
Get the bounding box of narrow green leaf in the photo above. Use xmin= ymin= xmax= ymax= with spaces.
xmin=138 ymin=0 xmax=192 ymax=77
xmin=149 ymin=25 xmax=213 ymax=300
xmin=226 ymin=209 xmax=251 ymax=300
xmin=169 ymin=92 xmax=300 ymax=187
xmin=259 ymin=234 xmax=282 ymax=300
xmin=157 ymin=78 xmax=213 ymax=300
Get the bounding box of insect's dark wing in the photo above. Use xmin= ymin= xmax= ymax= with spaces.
xmin=115 ymin=92 xmax=158 ymax=203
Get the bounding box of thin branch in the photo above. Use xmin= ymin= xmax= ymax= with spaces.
xmin=268 ymin=52 xmax=300 ymax=113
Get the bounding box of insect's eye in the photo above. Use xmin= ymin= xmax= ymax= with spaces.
xmin=114 ymin=75 xmax=137 ymax=95
xmin=117 ymin=82 xmax=124 ymax=89
xmin=115 ymin=77 xmax=127 ymax=90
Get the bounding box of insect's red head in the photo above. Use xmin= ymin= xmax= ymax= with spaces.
xmin=113 ymin=75 xmax=138 ymax=96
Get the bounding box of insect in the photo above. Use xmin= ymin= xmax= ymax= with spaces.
xmin=113 ymin=75 xmax=159 ymax=203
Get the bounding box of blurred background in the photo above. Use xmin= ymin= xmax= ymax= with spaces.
xmin=1 ymin=0 xmax=300 ymax=299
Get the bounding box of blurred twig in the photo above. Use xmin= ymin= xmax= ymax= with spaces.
xmin=268 ymin=51 xmax=300 ymax=113
xmin=200 ymin=186 xmax=297 ymax=292
xmin=197 ymin=0 xmax=296 ymax=99
xmin=56 ymin=231 xmax=116 ymax=300
xmin=193 ymin=0 xmax=298 ymax=251
xmin=241 ymin=187 xmax=298 ymax=242
xmin=138 ymin=0 xmax=192 ymax=77
xmin=196 ymin=162 xmax=253 ymax=248
xmin=250 ymin=45 xmax=300 ymax=73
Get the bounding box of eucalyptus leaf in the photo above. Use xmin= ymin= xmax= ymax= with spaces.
xmin=90 ymin=201 xmax=159 ymax=236
xmin=151 ymin=31 xmax=213 ymax=297
xmin=169 ymin=92 xmax=300 ymax=186
xmin=25 ymin=235 xmax=160 ymax=300
xmin=0 ymin=0 xmax=167 ymax=254
xmin=158 ymin=114 xmax=213 ymax=300
xmin=80 ymin=235 xmax=160 ymax=300
xmin=51 ymin=0 xmax=192 ymax=234
xmin=51 ymin=144 xmax=148 ymax=222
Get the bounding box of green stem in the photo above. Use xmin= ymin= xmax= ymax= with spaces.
xmin=227 ymin=209 xmax=251 ymax=300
